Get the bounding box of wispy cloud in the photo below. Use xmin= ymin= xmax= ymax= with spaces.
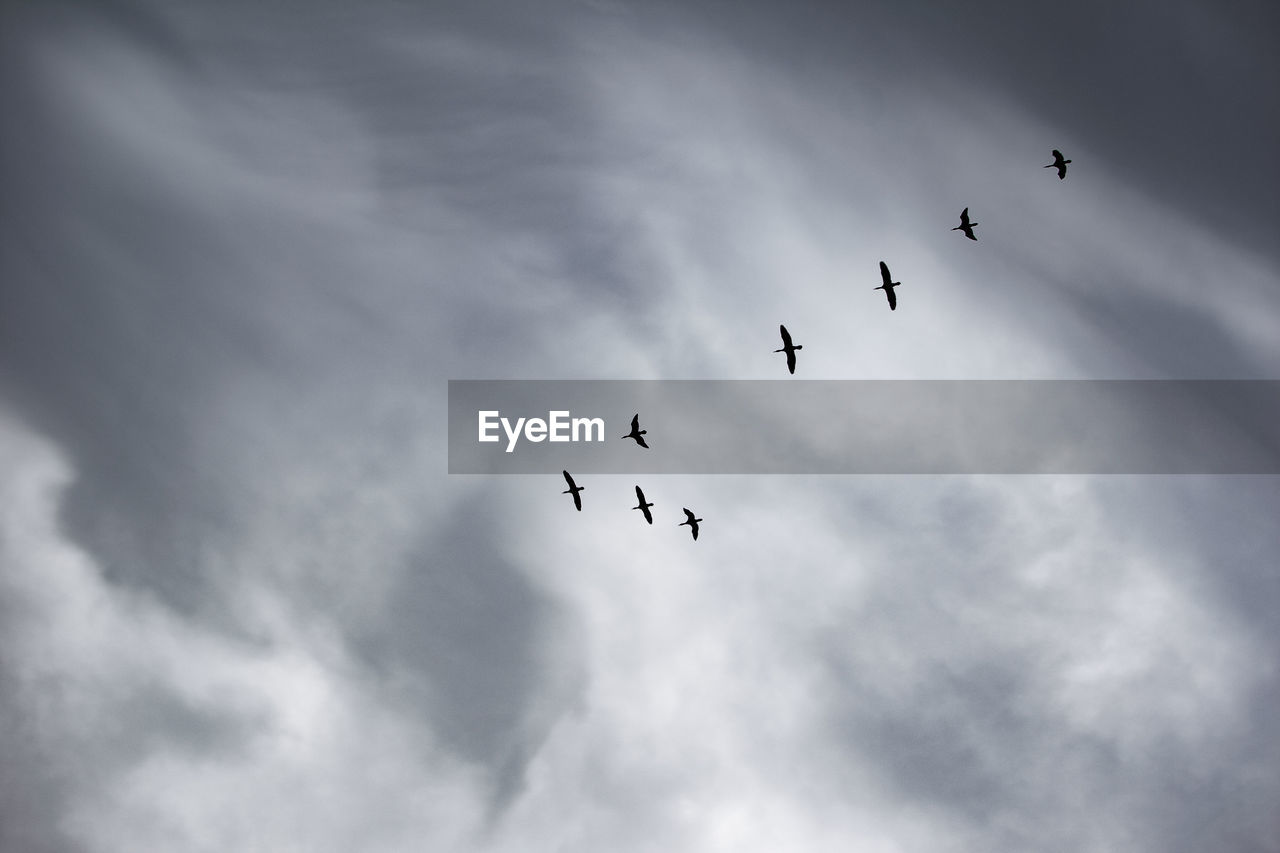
xmin=2 ymin=1 xmax=1277 ymax=851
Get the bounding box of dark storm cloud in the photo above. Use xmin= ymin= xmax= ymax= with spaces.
xmin=661 ymin=0 xmax=1280 ymax=255
xmin=349 ymin=493 xmax=585 ymax=811
xmin=0 ymin=0 xmax=608 ymax=599
xmin=1 ymin=0 xmax=297 ymax=614
xmin=1 ymin=0 xmax=597 ymax=829
xmin=2 ymin=0 xmax=1278 ymax=850
xmin=625 ymin=0 xmax=1280 ymax=380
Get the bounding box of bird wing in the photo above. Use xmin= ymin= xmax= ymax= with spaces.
xmin=691 ymin=522 xmax=699 ymax=540
xmin=572 ymin=491 xmax=582 ymax=511
xmin=880 ymin=261 xmax=892 ymax=286
xmin=887 ymin=287 xmax=897 ymax=310
xmin=786 ymin=349 xmax=796 ymax=374
xmin=636 ymin=434 xmax=649 ymax=448
xmin=630 ymin=414 xmax=640 ymax=431
xmin=779 ymin=325 xmax=792 ymax=347
xmin=1052 ymin=149 xmax=1063 ymax=161
xmin=562 ymin=470 xmax=576 ymax=489
xmin=960 ymin=207 xmax=969 ymax=225
xmin=635 ymin=485 xmax=645 ymax=503
xmin=682 ymin=508 xmax=696 ymax=523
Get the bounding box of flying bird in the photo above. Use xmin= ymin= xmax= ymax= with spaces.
xmin=875 ymin=261 xmax=901 ymax=310
xmin=622 ymin=414 xmax=649 ymax=448
xmin=679 ymin=507 xmax=703 ymax=541
xmin=952 ymin=207 xmax=978 ymax=241
xmin=632 ymin=486 xmax=654 ymax=524
xmin=561 ymin=470 xmax=585 ymax=511
xmin=774 ymin=324 xmax=803 ymax=374
xmin=1045 ymin=149 xmax=1071 ymax=180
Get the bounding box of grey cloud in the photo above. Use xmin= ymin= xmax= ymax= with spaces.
xmin=0 ymin=672 xmax=82 ymax=853
xmin=808 ymin=475 xmax=1280 ymax=853
xmin=2 ymin=0 xmax=593 ymax=823
xmin=349 ymin=494 xmax=586 ymax=811
xmin=2 ymin=0 xmax=1278 ymax=850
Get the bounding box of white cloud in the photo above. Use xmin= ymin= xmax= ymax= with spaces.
xmin=0 ymin=410 xmax=488 ymax=852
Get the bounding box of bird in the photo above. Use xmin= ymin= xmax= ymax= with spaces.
xmin=622 ymin=414 xmax=649 ymax=448
xmin=1045 ymin=149 xmax=1071 ymax=180
xmin=875 ymin=261 xmax=901 ymax=310
xmin=952 ymin=207 xmax=978 ymax=241
xmin=561 ymin=470 xmax=585 ymax=511
xmin=774 ymin=324 xmax=803 ymax=374
xmin=632 ymin=485 xmax=654 ymax=524
xmin=679 ymin=507 xmax=703 ymax=540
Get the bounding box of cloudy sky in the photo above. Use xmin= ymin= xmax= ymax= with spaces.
xmin=2 ymin=1 xmax=1279 ymax=851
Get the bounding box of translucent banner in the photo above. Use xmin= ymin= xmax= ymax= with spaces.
xmin=447 ymin=380 xmax=1280 ymax=474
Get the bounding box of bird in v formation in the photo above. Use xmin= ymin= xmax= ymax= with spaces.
xmin=1045 ymin=148 xmax=1071 ymax=180
xmin=679 ymin=508 xmax=703 ymax=541
xmin=952 ymin=207 xmax=978 ymax=241
xmin=622 ymin=413 xmax=649 ymax=448
xmin=774 ymin=324 xmax=802 ymax=374
xmin=559 ymin=150 xmax=1069 ymax=535
xmin=561 ymin=470 xmax=585 ymax=511
xmin=632 ymin=485 xmax=654 ymax=524
xmin=875 ymin=260 xmax=901 ymax=311
xmin=561 ymin=473 xmax=702 ymax=541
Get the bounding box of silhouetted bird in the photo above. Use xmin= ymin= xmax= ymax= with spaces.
xmin=1045 ymin=149 xmax=1071 ymax=180
xmin=952 ymin=207 xmax=978 ymax=241
xmin=561 ymin=470 xmax=585 ymax=511
xmin=875 ymin=261 xmax=901 ymax=310
xmin=622 ymin=414 xmax=649 ymax=448
xmin=632 ymin=486 xmax=654 ymax=524
xmin=774 ymin=324 xmax=803 ymax=374
xmin=679 ymin=507 xmax=703 ymax=540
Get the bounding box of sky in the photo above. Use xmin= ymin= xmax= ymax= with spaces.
xmin=1 ymin=0 xmax=1278 ymax=851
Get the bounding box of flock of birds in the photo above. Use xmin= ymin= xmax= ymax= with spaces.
xmin=560 ymin=150 xmax=1073 ymax=537
xmin=559 ymin=414 xmax=705 ymax=539
xmin=775 ymin=148 xmax=1072 ymax=373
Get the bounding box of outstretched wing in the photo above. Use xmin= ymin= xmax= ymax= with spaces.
xmin=886 ymin=287 xmax=897 ymax=310
xmin=1052 ymin=149 xmax=1063 ymax=162
xmin=779 ymin=324 xmax=792 ymax=348
xmin=786 ymin=348 xmax=797 ymax=374
xmin=630 ymin=413 xmax=640 ymax=432
xmin=880 ymin=261 xmax=892 ymax=287
xmin=562 ymin=470 xmax=576 ymax=490
xmin=959 ymin=207 xmax=970 ymax=226
xmin=636 ymin=434 xmax=649 ymax=448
